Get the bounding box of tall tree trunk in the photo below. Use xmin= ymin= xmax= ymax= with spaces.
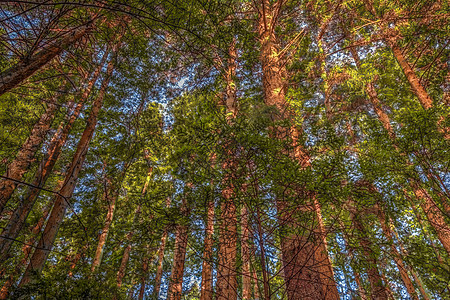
xmin=389 ymin=40 xmax=433 ymax=110
xmin=338 ymin=218 xmax=369 ymax=300
xmin=0 ymin=49 xmax=109 ymax=261
xmin=200 ymin=196 xmax=215 ymax=300
xmin=0 ymin=23 xmax=91 ymax=96
xmin=0 ymin=92 xmax=60 ymax=215
xmin=153 ymin=197 xmax=171 ymax=298
xmin=216 ymin=38 xmax=238 ymax=300
xmin=241 ymin=205 xmax=251 ymax=300
xmin=153 ymin=229 xmax=168 ymax=298
xmin=116 ymin=202 xmax=145 ymax=290
xmin=19 ymin=48 xmax=117 ymax=286
xmin=136 ymin=167 xmax=154 ymax=299
xmin=362 ymin=0 xmax=434 ymax=110
xmin=349 ymin=203 xmax=388 ymax=300
xmin=391 ymin=225 xmax=431 ymax=300
xmin=167 ymin=221 xmax=189 ymax=300
xmin=117 ymin=242 xmax=132 ymax=288
xmin=257 ymin=1 xmax=339 ymax=298
xmin=91 ymin=180 xmax=117 ymax=272
xmin=251 ymin=261 xmax=260 ymax=300
xmin=139 ymin=246 xmax=155 ymax=300
xmin=255 ymin=206 xmax=270 ymax=300
xmin=375 ymin=204 xmax=419 ymax=299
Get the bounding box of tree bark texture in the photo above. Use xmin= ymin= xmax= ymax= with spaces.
xmin=257 ymin=1 xmax=339 ymax=298
xmin=167 ymin=222 xmax=189 ymax=300
xmin=0 ymin=93 xmax=60 ymax=215
xmin=216 ymin=38 xmax=239 ymax=300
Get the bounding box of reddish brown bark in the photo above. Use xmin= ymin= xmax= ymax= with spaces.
xmin=0 ymin=49 xmax=109 ymax=261
xmin=153 ymin=229 xmax=168 ymax=298
xmin=117 ymin=243 xmax=132 ymax=287
xmin=19 ymin=49 xmax=117 ymax=287
xmin=0 ymin=23 xmax=91 ymax=96
xmin=413 ymin=185 xmax=450 ymax=254
xmin=138 ymin=247 xmax=155 ymax=300
xmin=167 ymin=193 xmax=190 ymax=300
xmin=216 ymin=38 xmax=239 ymax=300
xmin=257 ymin=1 xmax=339 ymax=298
xmin=200 ymin=197 xmax=215 ymax=300
xmin=167 ymin=221 xmax=189 ymax=300
xmin=389 ymin=41 xmax=433 ymax=110
xmin=0 ymin=93 xmax=60 ymax=215
xmin=349 ymin=204 xmax=388 ymax=300
xmin=91 ymin=181 xmax=117 ymax=272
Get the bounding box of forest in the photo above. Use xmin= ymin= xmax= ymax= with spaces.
xmin=0 ymin=0 xmax=449 ymax=299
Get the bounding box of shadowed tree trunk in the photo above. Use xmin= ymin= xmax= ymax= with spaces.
xmin=0 ymin=90 xmax=61 ymax=215
xmin=375 ymin=204 xmax=419 ymax=299
xmin=348 ymin=199 xmax=388 ymax=300
xmin=91 ymin=178 xmax=117 ymax=272
xmin=153 ymin=229 xmax=168 ymax=298
xmin=153 ymin=197 xmax=171 ymax=298
xmin=117 ymin=242 xmax=132 ymax=288
xmin=167 ymin=200 xmax=189 ymax=300
xmin=241 ymin=205 xmax=251 ymax=300
xmin=0 ymin=197 xmax=52 ymax=299
xmin=200 ymin=193 xmax=215 ymax=300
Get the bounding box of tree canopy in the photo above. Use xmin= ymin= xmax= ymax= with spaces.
xmin=0 ymin=0 xmax=449 ymax=299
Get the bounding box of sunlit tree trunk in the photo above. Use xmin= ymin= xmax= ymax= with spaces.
xmin=0 ymin=91 xmax=61 ymax=215
xmin=257 ymin=1 xmax=339 ymax=298
xmin=19 ymin=48 xmax=117 ymax=286
xmin=0 ymin=23 xmax=91 ymax=96
xmin=0 ymin=49 xmax=109 ymax=261
xmin=389 ymin=39 xmax=433 ymax=110
xmin=216 ymin=38 xmax=238 ymax=300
